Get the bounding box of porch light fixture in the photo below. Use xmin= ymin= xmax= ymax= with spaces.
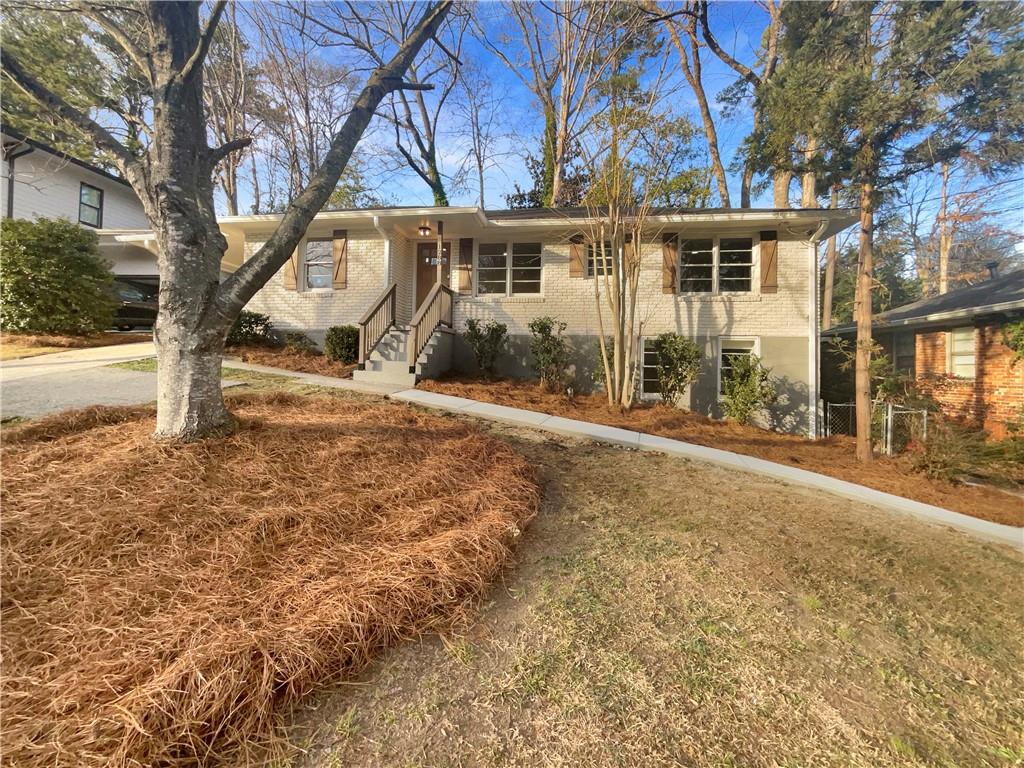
xmin=418 ymin=224 xmax=431 ymax=237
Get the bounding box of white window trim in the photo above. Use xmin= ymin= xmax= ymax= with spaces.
xmin=716 ymin=336 xmax=760 ymax=400
xmin=639 ymin=336 xmax=664 ymax=402
xmin=947 ymin=326 xmax=976 ymax=379
xmin=679 ymin=234 xmax=760 ymax=297
xmin=473 ymin=239 xmax=543 ymax=298
xmin=302 ymin=236 xmax=334 ymax=293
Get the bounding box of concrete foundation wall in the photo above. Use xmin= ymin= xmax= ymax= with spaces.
xmin=453 ymin=331 xmax=812 ymax=434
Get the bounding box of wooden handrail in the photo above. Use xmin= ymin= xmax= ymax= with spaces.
xmin=357 ymin=282 xmax=397 ymax=367
xmin=407 ymin=281 xmax=453 ymax=372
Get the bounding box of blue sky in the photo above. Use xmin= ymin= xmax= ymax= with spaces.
xmin=339 ymin=1 xmax=774 ymax=211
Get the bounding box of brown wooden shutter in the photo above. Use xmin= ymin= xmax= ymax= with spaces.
xmin=332 ymin=229 xmax=348 ymax=290
xmin=283 ymin=247 xmax=299 ymax=290
xmin=569 ymin=238 xmax=585 ymax=278
xmin=662 ymin=233 xmax=678 ymax=294
xmin=760 ymin=230 xmax=778 ymax=294
xmin=458 ymin=237 xmax=473 ymax=294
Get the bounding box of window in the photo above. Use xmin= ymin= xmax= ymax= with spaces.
xmin=679 ymin=237 xmax=754 ymax=294
xmin=949 ymin=327 xmax=975 ymax=378
xmin=641 ymin=338 xmax=661 ymax=395
xmin=893 ymin=332 xmax=915 ymax=375
xmin=719 ymin=338 xmax=756 ymax=395
xmin=476 ymin=241 xmax=542 ymax=296
xmin=79 ymin=183 xmax=103 ymax=228
xmin=303 ymin=238 xmax=333 ymax=290
xmin=587 ymin=241 xmax=614 ymax=277
xmin=680 ymin=239 xmax=713 ymax=292
xmin=718 ymin=238 xmax=753 ymax=292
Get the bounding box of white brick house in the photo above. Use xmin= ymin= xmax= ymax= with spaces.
xmin=217 ymin=205 xmax=857 ymax=436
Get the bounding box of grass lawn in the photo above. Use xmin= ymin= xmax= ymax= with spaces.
xmin=420 ymin=377 xmax=1024 ymax=527
xmin=289 ymin=421 xmax=1024 ymax=768
xmin=0 ymin=331 xmax=150 ymax=360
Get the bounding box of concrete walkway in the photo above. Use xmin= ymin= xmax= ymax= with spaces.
xmin=391 ymin=389 xmax=1024 ymax=550
xmin=0 ymin=341 xmax=156 ymax=382
xmin=0 ymin=342 xmax=244 ymax=420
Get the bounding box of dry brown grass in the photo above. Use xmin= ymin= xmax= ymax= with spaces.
xmin=420 ymin=377 xmax=1024 ymax=527
xmin=0 ymin=393 xmax=539 ymax=767
xmin=227 ymin=345 xmax=357 ymax=378
xmin=291 ymin=433 xmax=1024 ymax=768
xmin=0 ymin=331 xmax=148 ymax=360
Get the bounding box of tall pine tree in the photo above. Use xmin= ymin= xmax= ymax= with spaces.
xmin=758 ymin=1 xmax=1024 ymax=462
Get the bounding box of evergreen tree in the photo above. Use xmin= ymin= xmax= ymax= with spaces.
xmin=759 ymin=1 xmax=1024 ymax=462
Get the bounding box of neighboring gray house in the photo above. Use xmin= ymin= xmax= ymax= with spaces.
xmin=189 ymin=205 xmax=856 ymax=436
xmin=1 ymin=128 xmax=155 ymax=280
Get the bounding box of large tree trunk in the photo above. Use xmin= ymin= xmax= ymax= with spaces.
xmin=854 ymin=180 xmax=875 ymax=463
xmin=821 ymin=186 xmax=839 ymax=330
xmin=938 ymin=162 xmax=951 ymax=294
xmin=801 ymin=135 xmax=818 ymax=207
xmin=146 ymin=3 xmax=234 ymax=438
xmin=773 ymin=169 xmax=792 ymax=208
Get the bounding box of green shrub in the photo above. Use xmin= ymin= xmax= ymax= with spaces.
xmin=653 ymin=333 xmax=702 ymax=404
xmin=324 ymin=325 xmax=359 ymax=363
xmin=528 ymin=316 xmax=570 ymax=390
xmin=284 ymin=331 xmax=317 ymax=354
xmin=227 ymin=310 xmax=276 ymax=346
xmin=1003 ymin=319 xmax=1024 ymax=365
xmin=912 ymin=420 xmax=992 ymax=482
xmin=0 ymin=218 xmax=115 ymax=334
xmin=462 ymin=318 xmax=508 ymax=377
xmin=721 ymin=354 xmax=777 ymax=425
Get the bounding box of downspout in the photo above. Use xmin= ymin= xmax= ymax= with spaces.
xmin=373 ymin=215 xmax=391 ymax=289
xmin=3 ymin=142 xmax=33 ymax=220
xmin=806 ymin=219 xmax=831 ymax=439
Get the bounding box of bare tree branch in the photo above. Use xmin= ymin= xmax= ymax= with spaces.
xmin=176 ymin=0 xmax=227 ymax=84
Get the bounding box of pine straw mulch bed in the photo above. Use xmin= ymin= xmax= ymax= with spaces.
xmin=0 ymin=331 xmax=149 ymax=359
xmin=0 ymin=392 xmax=539 ymax=768
xmin=226 ymin=345 xmax=357 ymax=378
xmin=419 ymin=377 xmax=1024 ymax=527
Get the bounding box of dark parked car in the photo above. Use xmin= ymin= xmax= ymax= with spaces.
xmin=112 ymin=278 xmax=158 ymax=330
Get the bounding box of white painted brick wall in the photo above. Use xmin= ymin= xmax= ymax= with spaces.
xmin=242 ymin=228 xmax=812 ymax=345
xmin=454 ymin=237 xmax=810 ymax=339
xmin=243 ymin=229 xmax=387 ymax=334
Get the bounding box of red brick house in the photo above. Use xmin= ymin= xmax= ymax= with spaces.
xmin=825 ymin=268 xmax=1024 ymax=438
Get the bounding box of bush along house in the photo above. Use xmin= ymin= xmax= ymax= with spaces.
xmin=824 ymin=267 xmax=1024 ymax=439
xmin=119 ymin=205 xmax=858 ymax=436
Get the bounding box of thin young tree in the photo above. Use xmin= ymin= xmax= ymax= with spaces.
xmin=2 ymin=0 xmax=452 ymax=439
xmin=761 ymin=0 xmax=1024 ymax=461
xmin=577 ymin=6 xmax=703 ymax=409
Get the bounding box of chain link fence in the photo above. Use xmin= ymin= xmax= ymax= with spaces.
xmin=825 ymin=402 xmax=929 ymax=456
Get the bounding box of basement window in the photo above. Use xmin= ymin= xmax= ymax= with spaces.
xmin=641 ymin=338 xmax=661 ymax=396
xmin=948 ymin=327 xmax=975 ymax=378
xmin=718 ymin=338 xmax=757 ymax=395
xmin=78 ymin=183 xmax=103 ymax=228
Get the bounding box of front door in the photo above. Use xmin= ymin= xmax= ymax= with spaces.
xmin=415 ymin=241 xmax=451 ymax=310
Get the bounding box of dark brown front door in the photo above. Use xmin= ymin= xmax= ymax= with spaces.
xmin=415 ymin=241 xmax=451 ymax=310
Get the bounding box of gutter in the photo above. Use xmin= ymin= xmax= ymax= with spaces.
xmin=3 ymin=141 xmax=34 ymax=219
xmin=373 ymin=215 xmax=393 ymax=288
xmin=823 ymin=299 xmax=1024 ymax=335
